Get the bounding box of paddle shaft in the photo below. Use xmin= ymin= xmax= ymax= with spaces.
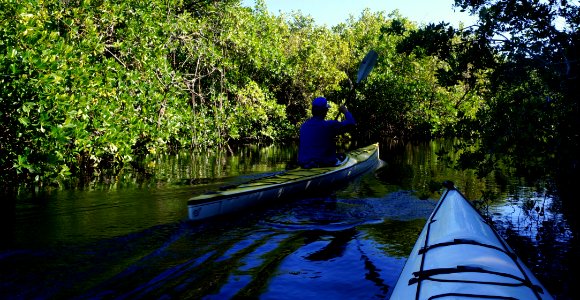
xmin=335 ymin=50 xmax=378 ymax=120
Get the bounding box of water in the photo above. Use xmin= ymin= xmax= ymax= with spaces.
xmin=0 ymin=140 xmax=576 ymax=299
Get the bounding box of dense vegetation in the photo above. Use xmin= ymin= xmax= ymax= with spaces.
xmin=0 ymin=0 xmax=479 ymax=187
xmin=441 ymin=0 xmax=579 ymax=208
xmin=1 ymin=0 xmax=578 ymax=196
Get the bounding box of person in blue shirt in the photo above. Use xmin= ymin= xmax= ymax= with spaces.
xmin=297 ymin=97 xmax=356 ymax=168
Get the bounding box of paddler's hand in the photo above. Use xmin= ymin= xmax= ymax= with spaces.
xmin=339 ymin=105 xmax=348 ymax=114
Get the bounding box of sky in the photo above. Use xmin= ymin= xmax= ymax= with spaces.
xmin=240 ymin=0 xmax=478 ymax=28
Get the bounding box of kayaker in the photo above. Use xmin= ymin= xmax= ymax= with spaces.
xmin=297 ymin=97 xmax=356 ymax=168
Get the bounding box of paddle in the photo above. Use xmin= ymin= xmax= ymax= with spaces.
xmin=335 ymin=49 xmax=378 ymax=120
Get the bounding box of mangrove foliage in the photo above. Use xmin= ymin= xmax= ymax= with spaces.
xmin=2 ymin=0 xmax=579 ymax=195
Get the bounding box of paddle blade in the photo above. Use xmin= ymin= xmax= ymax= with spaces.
xmin=356 ymin=50 xmax=378 ymax=84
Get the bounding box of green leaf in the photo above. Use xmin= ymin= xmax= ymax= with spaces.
xmin=18 ymin=116 xmax=30 ymax=126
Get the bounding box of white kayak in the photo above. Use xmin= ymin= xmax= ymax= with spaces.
xmin=390 ymin=181 xmax=553 ymax=300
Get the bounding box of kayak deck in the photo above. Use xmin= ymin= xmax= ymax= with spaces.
xmin=390 ymin=181 xmax=553 ymax=300
xmin=187 ymin=143 xmax=380 ymax=221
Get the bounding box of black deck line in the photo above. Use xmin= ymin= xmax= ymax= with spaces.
xmin=418 ymin=238 xmax=518 ymax=260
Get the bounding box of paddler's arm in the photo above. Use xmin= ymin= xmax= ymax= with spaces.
xmin=335 ymin=105 xmax=356 ymax=135
xmin=339 ymin=105 xmax=355 ymax=126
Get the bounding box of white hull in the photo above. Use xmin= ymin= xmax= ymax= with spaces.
xmin=390 ymin=183 xmax=553 ymax=299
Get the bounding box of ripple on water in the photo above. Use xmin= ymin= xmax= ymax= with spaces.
xmin=259 ymin=191 xmax=436 ymax=233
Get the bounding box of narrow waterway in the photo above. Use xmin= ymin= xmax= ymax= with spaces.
xmin=0 ymin=140 xmax=576 ymax=299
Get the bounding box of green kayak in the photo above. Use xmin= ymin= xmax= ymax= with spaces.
xmin=187 ymin=143 xmax=381 ymax=221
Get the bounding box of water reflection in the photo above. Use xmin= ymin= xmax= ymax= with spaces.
xmin=0 ymin=139 xmax=575 ymax=299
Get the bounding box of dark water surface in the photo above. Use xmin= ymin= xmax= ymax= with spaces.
xmin=0 ymin=140 xmax=576 ymax=299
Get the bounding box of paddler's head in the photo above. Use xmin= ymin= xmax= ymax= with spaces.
xmin=311 ymin=97 xmax=330 ymax=118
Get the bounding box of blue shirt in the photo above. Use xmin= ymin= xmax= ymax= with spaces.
xmin=297 ymin=112 xmax=356 ymax=167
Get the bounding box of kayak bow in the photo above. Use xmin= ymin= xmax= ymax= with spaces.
xmin=390 ymin=181 xmax=553 ymax=300
xmin=187 ymin=143 xmax=380 ymax=221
